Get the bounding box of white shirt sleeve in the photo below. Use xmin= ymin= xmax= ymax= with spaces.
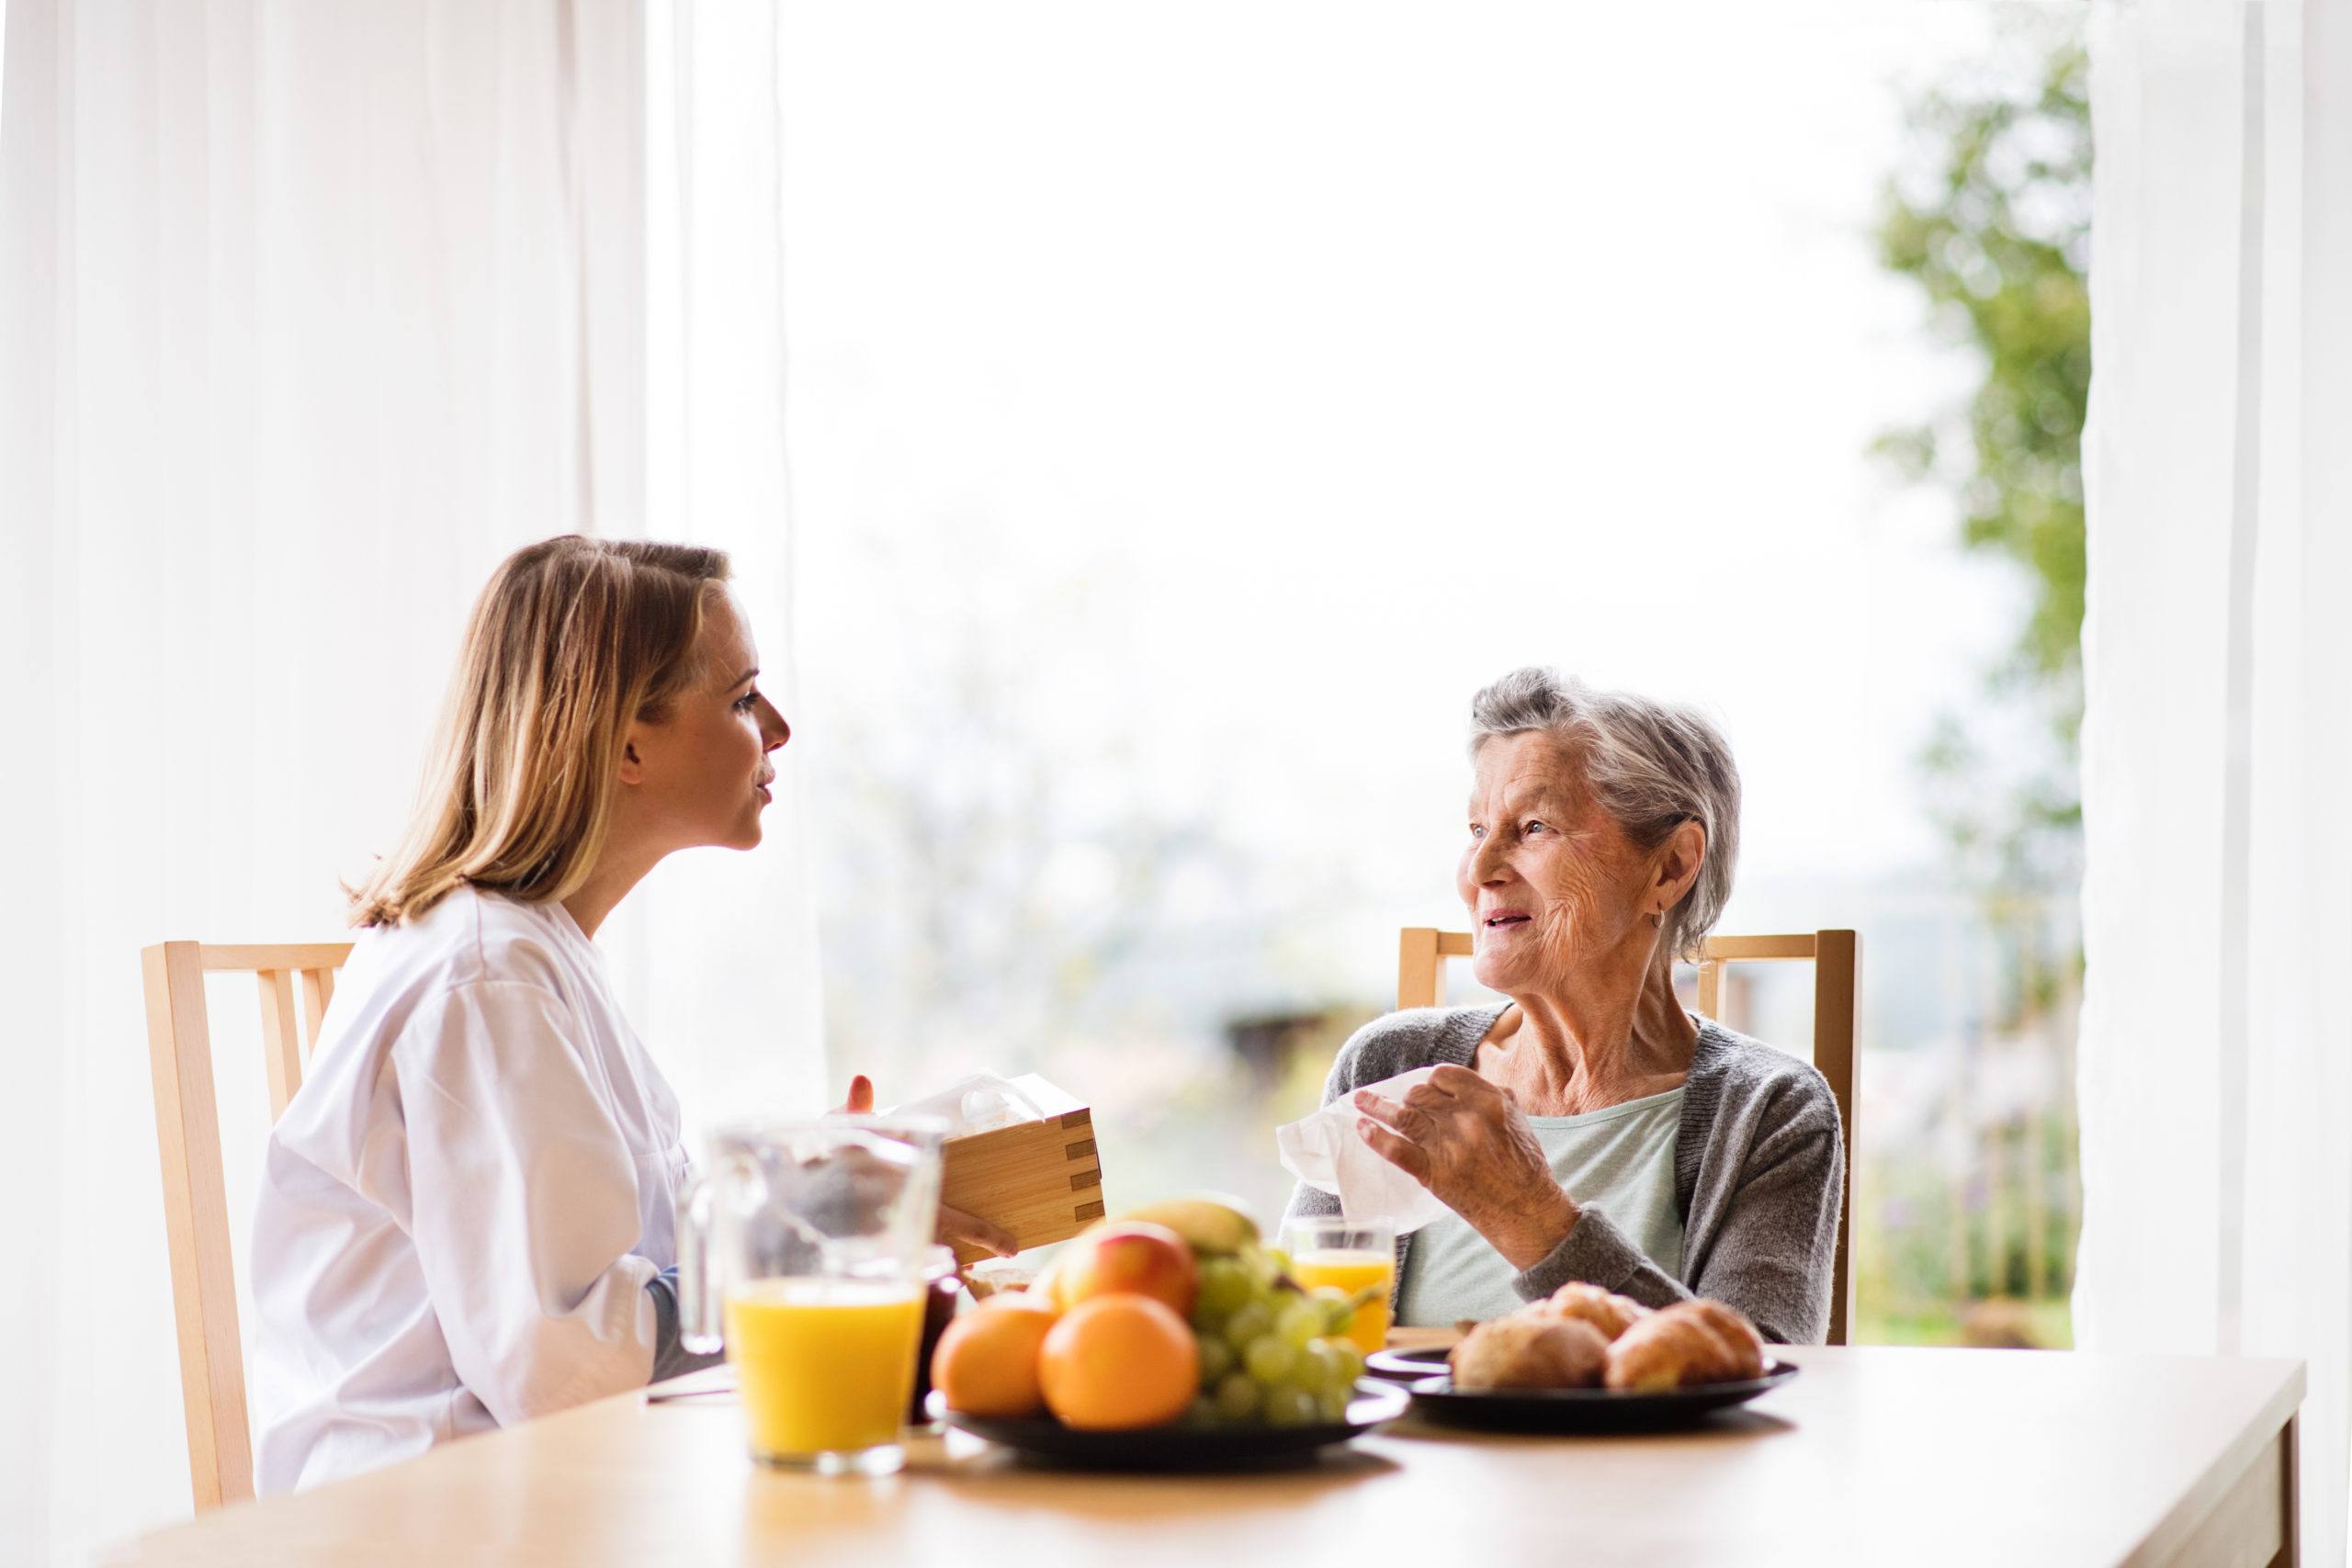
xmin=392 ymin=979 xmax=661 ymax=1426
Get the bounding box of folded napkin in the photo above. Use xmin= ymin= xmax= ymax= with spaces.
xmin=1275 ymin=1066 xmax=1455 ymax=1235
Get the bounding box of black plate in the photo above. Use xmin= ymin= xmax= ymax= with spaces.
xmin=945 ymin=1381 xmax=1409 ymax=1471
xmin=1406 ymin=1359 xmax=1799 ymax=1433
xmin=1365 ymin=1347 xmax=1453 ymax=1381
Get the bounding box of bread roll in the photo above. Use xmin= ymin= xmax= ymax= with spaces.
xmin=1602 ymin=1300 xmax=1764 ymax=1392
xmin=1449 ymin=1313 xmax=1610 ymax=1391
xmin=1679 ymin=1299 xmax=1766 ymax=1380
xmin=1540 ymin=1281 xmax=1650 ymax=1341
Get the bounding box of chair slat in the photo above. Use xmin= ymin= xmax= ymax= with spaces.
xmin=199 ymin=943 xmax=354 ymax=974
xmin=1397 ymin=928 xmax=1444 ymax=1010
xmin=257 ymin=970 xmax=303 ymax=1121
xmin=300 ymin=968 xmax=335 ymax=1060
xmin=1702 ymin=934 xmax=1817 ymax=963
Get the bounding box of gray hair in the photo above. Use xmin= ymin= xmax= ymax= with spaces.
xmin=1467 ymin=667 xmax=1741 ymax=962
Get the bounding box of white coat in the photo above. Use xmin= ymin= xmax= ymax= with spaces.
xmin=248 ymin=886 xmax=691 ymax=1495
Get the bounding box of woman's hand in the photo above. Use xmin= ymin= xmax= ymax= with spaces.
xmin=1355 ymin=1065 xmax=1578 ymax=1270
xmin=832 ymin=1075 xmax=1019 ymax=1259
xmin=937 ymin=1206 xmax=1019 ymax=1259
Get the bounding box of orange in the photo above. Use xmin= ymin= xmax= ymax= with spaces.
xmin=1037 ymin=1293 xmax=1200 ymax=1430
xmin=932 ymin=1294 xmax=1057 ymax=1417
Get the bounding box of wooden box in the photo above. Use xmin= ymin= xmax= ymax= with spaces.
xmin=938 ymin=1108 xmax=1104 ymax=1265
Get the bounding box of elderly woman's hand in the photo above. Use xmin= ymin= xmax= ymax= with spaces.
xmin=1354 ymin=1065 xmax=1578 ymax=1270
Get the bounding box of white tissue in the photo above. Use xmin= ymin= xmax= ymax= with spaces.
xmin=885 ymin=1072 xmax=1081 ymax=1137
xmin=1275 ymin=1066 xmax=1456 ymax=1234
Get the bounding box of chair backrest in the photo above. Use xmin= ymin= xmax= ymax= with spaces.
xmin=1395 ymin=927 xmax=1860 ymax=1347
xmin=141 ymin=940 xmax=352 ymax=1510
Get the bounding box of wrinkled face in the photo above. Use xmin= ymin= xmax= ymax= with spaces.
xmin=1457 ymin=730 xmax=1659 ymax=995
xmin=625 ymin=588 xmax=790 ymax=852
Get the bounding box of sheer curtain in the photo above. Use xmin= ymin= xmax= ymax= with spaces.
xmin=0 ymin=2 xmax=819 ymax=1561
xmin=2076 ymin=0 xmax=2352 ymax=1559
xmin=605 ymin=0 xmax=826 ymax=1141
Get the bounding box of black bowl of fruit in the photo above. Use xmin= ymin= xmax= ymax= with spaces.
xmin=944 ymin=1382 xmax=1408 ymax=1472
xmin=936 ymin=1196 xmax=1408 ymax=1471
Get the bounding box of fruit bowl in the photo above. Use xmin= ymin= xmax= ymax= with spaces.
xmin=944 ymin=1380 xmax=1409 ymax=1472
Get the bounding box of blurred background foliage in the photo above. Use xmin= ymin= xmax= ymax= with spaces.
xmin=1856 ymin=17 xmax=2088 ymax=1348
xmin=1879 ymin=28 xmax=2088 ymax=897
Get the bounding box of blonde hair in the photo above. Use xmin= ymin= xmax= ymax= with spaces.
xmin=350 ymin=536 xmax=732 ymax=927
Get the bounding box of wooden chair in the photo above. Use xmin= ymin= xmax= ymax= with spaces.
xmin=1396 ymin=927 xmax=1860 ymax=1347
xmin=141 ymin=941 xmax=353 ymax=1509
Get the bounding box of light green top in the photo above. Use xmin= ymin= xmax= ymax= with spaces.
xmin=1395 ymin=1087 xmax=1684 ymax=1327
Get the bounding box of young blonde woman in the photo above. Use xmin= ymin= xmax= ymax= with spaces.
xmin=249 ymin=537 xmax=1010 ymax=1495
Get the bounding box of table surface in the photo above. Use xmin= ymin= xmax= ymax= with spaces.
xmin=127 ymin=1346 xmax=2303 ymax=1568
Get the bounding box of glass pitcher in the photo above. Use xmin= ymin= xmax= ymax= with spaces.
xmin=677 ymin=1115 xmax=946 ymax=1474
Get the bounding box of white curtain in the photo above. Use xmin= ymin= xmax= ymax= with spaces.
xmin=0 ymin=2 xmax=820 ymax=1561
xmin=2076 ymin=0 xmax=2352 ymax=1560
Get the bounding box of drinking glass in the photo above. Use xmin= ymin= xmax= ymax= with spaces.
xmin=1285 ymin=1218 xmax=1397 ymax=1355
xmin=678 ymin=1115 xmax=946 ymax=1474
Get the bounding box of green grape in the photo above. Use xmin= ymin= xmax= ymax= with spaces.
xmin=1309 ymin=1285 xmax=1355 ymax=1334
xmin=1280 ymin=1375 xmax=1326 ymax=1412
xmin=1265 ymin=1247 xmax=1294 ymax=1276
xmin=1213 ymin=1371 xmax=1261 ymax=1424
xmin=1197 ymin=1258 xmax=1255 ymax=1316
xmin=1243 ymin=1334 xmax=1297 ymax=1385
xmin=1224 ymin=1300 xmax=1273 ymax=1351
xmin=1197 ymin=1334 xmax=1235 ymax=1386
xmin=1295 ymin=1340 xmax=1342 ymax=1393
xmin=1182 ymin=1395 xmax=1217 ymax=1429
xmin=1263 ymin=1386 xmax=1319 ymax=1427
xmin=1275 ymin=1297 xmax=1323 ymax=1348
xmin=1317 ymin=1386 xmax=1351 ymax=1424
xmin=1321 ymin=1337 xmax=1366 ymax=1388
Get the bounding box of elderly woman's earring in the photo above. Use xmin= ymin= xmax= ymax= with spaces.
xmin=1649 ymin=909 xmax=1664 ymax=930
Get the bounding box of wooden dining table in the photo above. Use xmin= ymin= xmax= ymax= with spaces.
xmin=126 ymin=1345 xmax=2302 ymax=1568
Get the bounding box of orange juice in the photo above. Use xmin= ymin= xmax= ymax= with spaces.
xmin=725 ymin=1278 xmax=925 ymax=1461
xmin=1292 ymin=1248 xmax=1395 ymax=1354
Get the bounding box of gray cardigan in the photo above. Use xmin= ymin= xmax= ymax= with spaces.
xmin=1283 ymin=1005 xmax=1844 ymax=1345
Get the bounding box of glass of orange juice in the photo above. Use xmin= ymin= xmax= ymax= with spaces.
xmin=678 ymin=1116 xmax=946 ymax=1475
xmin=1287 ymin=1219 xmax=1396 ymax=1355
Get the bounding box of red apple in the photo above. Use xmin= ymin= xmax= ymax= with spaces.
xmin=1053 ymin=1222 xmax=1198 ymax=1316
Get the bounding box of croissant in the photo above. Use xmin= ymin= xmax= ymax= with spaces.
xmin=1449 ymin=1313 xmax=1610 ymax=1391
xmin=1539 ymin=1281 xmax=1650 ymax=1341
xmin=1603 ymin=1300 xmax=1767 ymax=1392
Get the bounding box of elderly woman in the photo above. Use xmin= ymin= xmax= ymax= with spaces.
xmin=1289 ymin=669 xmax=1843 ymax=1344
